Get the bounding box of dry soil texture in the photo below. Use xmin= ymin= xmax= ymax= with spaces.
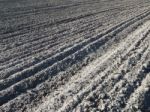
xmin=0 ymin=0 xmax=150 ymax=112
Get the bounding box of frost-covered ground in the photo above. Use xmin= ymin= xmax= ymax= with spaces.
xmin=0 ymin=0 xmax=150 ymax=111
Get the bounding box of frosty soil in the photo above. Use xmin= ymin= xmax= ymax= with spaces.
xmin=0 ymin=0 xmax=150 ymax=112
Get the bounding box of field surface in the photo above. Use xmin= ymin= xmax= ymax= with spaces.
xmin=0 ymin=0 xmax=150 ymax=111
